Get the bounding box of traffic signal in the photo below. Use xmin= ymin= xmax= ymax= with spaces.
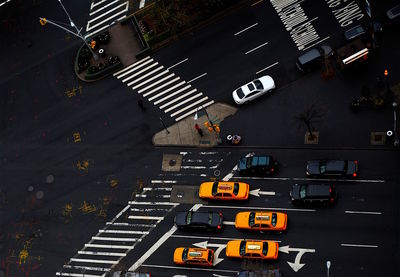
xmin=384 ymin=69 xmax=389 ymax=76
xmin=39 ymin=18 xmax=47 ymax=26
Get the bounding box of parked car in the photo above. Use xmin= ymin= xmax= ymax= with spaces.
xmin=238 ymin=269 xmax=282 ymax=277
xmin=237 ymin=154 xmax=278 ymax=176
xmin=113 ymin=272 xmax=150 ymax=277
xmin=235 ymin=211 xmax=287 ymax=233
xmin=232 ymin=75 xmax=275 ymax=105
xmin=173 ymin=247 xmax=214 ymax=267
xmin=296 ymin=45 xmax=333 ymax=72
xmin=199 ymin=181 xmax=249 ymax=201
xmin=174 ymin=211 xmax=223 ymax=231
xmin=290 ymin=183 xmax=337 ymax=205
xmin=306 ymin=159 xmax=359 ymax=178
xmin=226 ymin=240 xmax=279 ymax=260
xmin=344 ymin=21 xmax=383 ymax=41
xmin=386 ymin=4 xmax=400 ymax=23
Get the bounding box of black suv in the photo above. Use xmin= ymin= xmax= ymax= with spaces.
xmin=174 ymin=211 xmax=223 ymax=231
xmin=306 ymin=159 xmax=358 ymax=178
xmin=290 ymin=183 xmax=337 ymax=205
xmin=296 ymin=45 xmax=333 ymax=72
xmin=237 ymin=154 xmax=278 ymax=176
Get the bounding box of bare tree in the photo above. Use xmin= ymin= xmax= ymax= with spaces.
xmin=295 ymin=103 xmax=325 ymax=140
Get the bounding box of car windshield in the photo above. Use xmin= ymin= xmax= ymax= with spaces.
xmin=212 ymin=182 xmax=218 ymax=196
xmin=236 ymin=88 xmax=245 ymax=99
xmin=208 ymin=250 xmax=212 ymax=262
xmin=262 ymin=242 xmax=269 ymax=256
xmin=247 ymin=83 xmax=255 ymax=91
xmin=182 ymin=248 xmax=189 ymax=261
xmin=300 ymin=185 xmax=307 ymax=199
xmin=249 ymin=212 xmax=256 ymax=227
xmin=233 ymin=183 xmax=239 ymax=196
xmin=254 ymin=79 xmax=264 ymax=90
xmin=186 ymin=212 xmax=192 ymax=225
xmin=271 ymin=213 xmax=277 ymax=227
xmin=239 ymin=241 xmax=246 ymax=256
xmin=208 ymin=212 xmax=213 ymax=225
xmin=246 ymin=157 xmax=253 ymax=168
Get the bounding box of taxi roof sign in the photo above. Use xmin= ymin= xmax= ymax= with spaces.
xmin=256 ymin=215 xmax=270 ymax=221
xmin=189 ymin=251 xmax=202 ymax=257
xmin=247 ymin=244 xmax=261 ymax=250
xmin=218 ymin=184 xmax=232 ymax=191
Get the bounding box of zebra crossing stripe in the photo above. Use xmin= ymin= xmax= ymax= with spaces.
xmin=86 ymin=3 xmax=128 ymax=30
xmin=148 ymin=81 xmax=186 ymax=101
xmin=128 ymin=201 xmax=179 ymax=205
xmin=90 ymin=0 xmax=120 ymax=16
xmin=142 ymin=77 xmax=179 ymax=97
xmin=165 ymin=93 xmax=203 ymax=113
xmin=122 ymin=62 xmax=159 ymax=83
xmin=127 ymin=66 xmax=164 ymax=86
xmin=85 ymin=15 xmax=126 ymax=39
xmin=131 ymin=70 xmax=169 ymax=91
xmin=116 ymin=58 xmax=153 ymax=78
xmin=62 ymin=264 xmax=110 ymax=272
xmin=143 ymin=187 xmax=173 ymax=191
xmin=128 ymin=215 xmax=164 ymax=220
xmin=78 ymin=250 xmax=126 ymax=257
xmin=155 ymin=85 xmax=192 ymax=106
xmin=175 ymin=100 xmax=214 ymax=122
xmin=92 ymin=236 xmax=138 ymax=242
xmin=151 ymin=180 xmax=177 ymax=183
xmin=130 ymin=208 xmax=170 ymax=212
xmin=99 ymin=229 xmax=149 ymax=235
xmin=106 ymin=222 xmax=156 ymax=228
xmin=171 ymin=96 xmax=209 ymax=117
xmin=159 ymin=88 xmax=197 ymax=109
xmin=113 ymin=56 xmax=150 ymax=76
xmin=85 ymin=243 xmax=134 ymax=249
xmin=56 ymin=271 xmax=103 ymax=276
xmin=91 ymin=0 xmax=108 ymax=9
xmin=70 ymin=258 xmax=118 ymax=264
xmin=138 ymin=73 xmax=175 ymax=94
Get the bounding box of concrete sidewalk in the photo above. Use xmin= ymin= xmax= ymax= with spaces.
xmin=152 ymin=103 xmax=237 ymax=147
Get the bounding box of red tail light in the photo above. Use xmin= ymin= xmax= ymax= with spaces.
xmin=270 ymin=168 xmax=274 ymax=172
xmin=354 ymin=160 xmax=358 ymax=164
xmin=217 ymin=225 xmax=222 ymax=229
xmin=330 ymin=198 xmax=334 ymax=202
xmin=329 ymin=187 xmax=332 ymax=193
xmin=353 ymin=172 xmax=357 ymax=177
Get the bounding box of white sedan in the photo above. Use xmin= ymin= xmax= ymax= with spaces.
xmin=232 ymin=75 xmax=275 ymax=105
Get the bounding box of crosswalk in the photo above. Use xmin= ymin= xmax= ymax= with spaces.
xmin=55 ymin=182 xmax=178 ymax=277
xmin=113 ymin=56 xmax=215 ymax=122
xmin=85 ymin=0 xmax=129 ymax=39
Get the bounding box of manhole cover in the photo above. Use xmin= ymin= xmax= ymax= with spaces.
xmin=36 ymin=190 xmax=44 ymax=199
xmin=27 ymin=185 xmax=34 ymax=192
xmin=214 ymin=170 xmax=220 ymax=177
xmin=46 ymin=174 xmax=54 ymax=184
xmin=169 ymin=159 xmax=177 ymax=166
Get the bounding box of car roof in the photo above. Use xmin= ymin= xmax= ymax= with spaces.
xmin=344 ymin=24 xmax=366 ymax=40
xmin=305 ymin=184 xmax=331 ymax=196
xmin=387 ymin=4 xmax=400 ymax=19
xmin=325 ymin=160 xmax=346 ymax=171
xmin=298 ymin=48 xmax=322 ymax=64
xmin=216 ymin=182 xmax=235 ymax=193
xmin=254 ymin=212 xmax=272 ymax=224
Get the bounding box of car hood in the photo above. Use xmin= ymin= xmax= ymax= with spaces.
xmin=306 ymin=160 xmax=320 ymax=174
xmin=199 ymin=182 xmax=213 ymax=197
xmin=174 ymin=212 xmax=188 ymax=226
xmin=291 ymin=184 xmax=301 ymax=200
xmin=258 ymin=75 xmax=275 ymax=90
xmin=346 ymin=160 xmax=358 ymax=175
xmin=235 ymin=212 xmax=250 ymax=227
xmin=238 ymin=157 xmax=248 ymax=171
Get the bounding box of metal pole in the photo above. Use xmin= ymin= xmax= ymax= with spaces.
xmin=159 ymin=117 xmax=170 ymax=134
xmin=326 ymin=261 xmax=331 ymax=277
xmin=57 ymin=0 xmax=98 ymax=60
xmin=393 ymin=102 xmax=399 ymax=147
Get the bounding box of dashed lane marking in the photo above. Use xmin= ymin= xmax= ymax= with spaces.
xmin=345 ymin=210 xmax=382 ymax=215
xmin=202 ymin=205 xmax=316 ymax=212
xmin=341 ymin=243 xmax=378 ymax=248
xmin=234 ymin=23 xmax=258 ymax=36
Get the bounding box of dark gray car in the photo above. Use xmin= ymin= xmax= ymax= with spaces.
xmin=306 ymin=159 xmax=359 ymax=178
xmin=174 ymin=211 xmax=223 ymax=231
xmin=296 ymin=45 xmax=333 ymax=72
xmin=290 ymin=183 xmax=337 ymax=205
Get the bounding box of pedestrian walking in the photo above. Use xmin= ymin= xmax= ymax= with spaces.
xmin=194 ymin=123 xmax=203 ymax=137
xmin=137 ymin=99 xmax=145 ymax=111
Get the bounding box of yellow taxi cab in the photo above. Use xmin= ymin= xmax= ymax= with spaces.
xmin=199 ymin=181 xmax=249 ymax=200
xmin=235 ymin=211 xmax=287 ymax=233
xmin=173 ymin=247 xmax=214 ymax=267
xmin=226 ymin=240 xmax=279 ymax=260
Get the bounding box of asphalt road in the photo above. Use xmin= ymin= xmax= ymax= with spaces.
xmin=1 ymin=0 xmax=400 ymax=277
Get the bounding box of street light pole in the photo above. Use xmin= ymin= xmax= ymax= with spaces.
xmin=159 ymin=116 xmax=170 ymax=134
xmin=393 ymin=102 xmax=399 ymax=147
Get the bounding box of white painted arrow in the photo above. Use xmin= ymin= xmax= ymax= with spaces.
xmin=249 ymin=188 xmax=276 ymax=197
xmin=192 ymin=240 xmax=227 ymax=266
xmin=279 ymin=245 xmax=315 ymax=272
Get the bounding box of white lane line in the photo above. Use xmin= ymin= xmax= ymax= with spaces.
xmin=70 ymin=258 xmax=118 ymax=264
xmin=202 ymin=205 xmax=315 ymax=212
xmin=345 ymin=210 xmax=382 ymax=215
xmin=341 ymin=243 xmax=378 ymax=248
xmin=78 ymin=250 xmax=126 ymax=257
xmin=223 ymin=221 xmax=235 ymax=225
xmin=302 ymin=36 xmax=330 ymax=51
xmin=62 ymin=264 xmax=110 ymax=272
xmin=174 ymin=100 xmax=214 ymax=122
xmin=234 ymin=23 xmax=258 ymax=36
xmin=256 ymin=62 xmax=279 ymax=74
xmin=233 ymin=176 xmax=291 ymax=180
xmin=85 ymin=244 xmax=134 ymax=250
xmin=151 ymin=180 xmax=177 ymax=184
xmin=87 ymin=2 xmax=127 ymax=25
xmin=171 ymin=234 xmax=281 ymax=243
xmin=90 ymin=0 xmax=120 ymax=16
xmin=158 ymin=88 xmax=196 ymax=108
xmin=142 ymin=77 xmax=179 ymax=97
xmin=127 ymin=66 xmax=164 ymax=86
xmin=168 ymin=58 xmax=189 ymax=70
xmin=121 ymin=62 xmax=158 ymax=82
xmin=57 ymin=270 xmax=99 ymax=277
xmin=143 ymin=187 xmax=173 ymax=191
xmin=170 ymin=96 xmax=209 ymax=117
xmin=139 ymin=0 xmax=146 ymax=8
xmin=85 ymin=15 xmax=126 ymax=39
xmin=92 ymin=236 xmax=139 ymax=242
xmin=99 ymin=229 xmax=149 ymax=235
xmin=245 ymin=41 xmax=269 ymax=54
xmin=129 ymin=226 xmax=178 ymax=271
xmin=109 ymin=204 xmax=131 ymax=224
xmin=188 ymin=73 xmax=207 ymax=83
xmin=113 ymin=56 xmax=151 ymax=76
xmin=148 ymin=81 xmax=186 ymax=101
xmin=292 ymin=177 xmax=385 ymax=183
xmin=128 ymin=201 xmax=179 ymax=205
xmin=131 ymin=70 xmax=170 ymax=91
xmin=141 ymin=264 xmax=239 ymax=273
xmin=128 ymin=215 xmax=164 ymax=220
xmin=139 ymin=74 xmax=176 ymax=94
